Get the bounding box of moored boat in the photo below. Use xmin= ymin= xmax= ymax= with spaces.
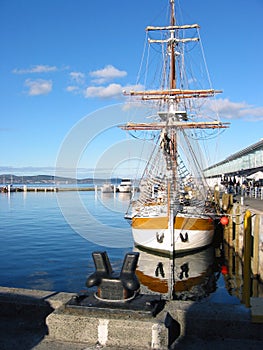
xmin=117 ymin=178 xmax=132 ymax=193
xmin=101 ymin=183 xmax=114 ymax=193
xmin=121 ymin=0 xmax=229 ymax=255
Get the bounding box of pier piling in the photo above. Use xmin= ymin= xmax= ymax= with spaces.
xmin=243 ymin=210 xmax=252 ymax=307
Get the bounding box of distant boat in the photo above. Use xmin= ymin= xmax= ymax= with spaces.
xmin=120 ymin=0 xmax=229 ymax=255
xmin=1 ymin=185 xmax=16 ymax=193
xmin=101 ymin=183 xmax=114 ymax=193
xmin=117 ymin=178 xmax=132 ymax=193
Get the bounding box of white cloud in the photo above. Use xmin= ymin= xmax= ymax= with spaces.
xmin=84 ymin=83 xmax=123 ymax=98
xmin=84 ymin=83 xmax=144 ymax=99
xmin=13 ymin=65 xmax=58 ymax=74
xmin=66 ymin=85 xmax=80 ymax=93
xmin=206 ymin=98 xmax=263 ymax=121
xmin=67 ymin=65 xmax=134 ymax=98
xmin=90 ymin=65 xmax=127 ymax=84
xmin=122 ymin=84 xmax=144 ymax=95
xmin=24 ymin=79 xmax=52 ymax=96
xmin=69 ymin=71 xmax=85 ymax=84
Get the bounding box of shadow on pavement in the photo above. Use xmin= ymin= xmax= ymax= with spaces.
xmin=0 ymin=292 xmax=54 ymax=350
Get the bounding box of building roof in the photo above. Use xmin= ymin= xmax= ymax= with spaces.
xmin=205 ymin=139 xmax=263 ymax=171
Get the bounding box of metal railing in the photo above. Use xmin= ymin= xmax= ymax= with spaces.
xmin=226 ymin=185 xmax=263 ymax=200
xmin=244 ymin=186 xmax=263 ymax=200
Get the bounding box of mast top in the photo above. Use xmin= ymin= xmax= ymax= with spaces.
xmin=170 ymin=0 xmax=175 ymax=26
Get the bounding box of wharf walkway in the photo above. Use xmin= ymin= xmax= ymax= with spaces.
xmin=241 ymin=196 xmax=263 ymax=213
xmin=0 ymin=283 xmax=263 ymax=350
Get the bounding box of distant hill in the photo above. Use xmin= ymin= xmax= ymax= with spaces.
xmin=0 ymin=174 xmax=121 ymax=185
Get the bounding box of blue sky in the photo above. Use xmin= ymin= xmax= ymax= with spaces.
xmin=1 ymin=0 xmax=263 ymax=178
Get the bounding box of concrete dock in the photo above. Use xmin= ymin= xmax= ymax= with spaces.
xmin=0 ymin=286 xmax=263 ymax=349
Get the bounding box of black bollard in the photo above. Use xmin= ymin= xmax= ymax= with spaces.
xmin=86 ymin=251 xmax=140 ymax=301
xmin=120 ymin=252 xmax=140 ymax=293
xmin=66 ymin=250 xmax=165 ymax=317
xmin=86 ymin=251 xmax=113 ymax=288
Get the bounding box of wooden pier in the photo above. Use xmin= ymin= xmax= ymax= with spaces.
xmin=0 ymin=185 xmax=95 ymax=193
xmin=219 ymin=193 xmax=263 ymax=321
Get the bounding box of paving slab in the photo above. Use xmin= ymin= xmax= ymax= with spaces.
xmin=251 ymin=297 xmax=263 ymax=323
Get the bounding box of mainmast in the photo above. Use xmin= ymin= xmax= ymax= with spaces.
xmin=168 ymin=0 xmax=177 ymax=258
xmin=121 ymin=0 xmax=230 ymax=259
xmin=122 ymin=0 xmax=227 ymax=125
xmin=121 ymin=0 xmax=229 ymax=200
xmin=169 ymin=0 xmax=176 ymax=90
xmin=124 ymin=1 xmax=220 ymax=104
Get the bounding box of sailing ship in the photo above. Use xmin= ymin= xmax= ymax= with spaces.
xmin=120 ymin=0 xmax=229 ymax=255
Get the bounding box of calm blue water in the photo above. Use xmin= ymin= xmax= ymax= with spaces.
xmin=0 ymin=191 xmax=132 ymax=293
xmin=0 ymin=190 xmax=241 ymax=304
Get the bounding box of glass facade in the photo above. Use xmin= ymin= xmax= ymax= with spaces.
xmin=204 ymin=141 xmax=263 ymax=178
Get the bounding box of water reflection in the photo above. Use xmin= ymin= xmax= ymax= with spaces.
xmin=135 ymin=242 xmax=263 ymax=303
xmin=134 ymin=246 xmax=219 ymax=301
xmin=223 ymin=243 xmax=263 ymax=299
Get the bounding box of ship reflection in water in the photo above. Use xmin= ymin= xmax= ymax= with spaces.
xmin=134 ymin=246 xmax=219 ymax=301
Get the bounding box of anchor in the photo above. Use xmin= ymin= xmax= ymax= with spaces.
xmin=180 ymin=232 xmax=189 ymax=243
xmin=156 ymin=232 xmax=164 ymax=243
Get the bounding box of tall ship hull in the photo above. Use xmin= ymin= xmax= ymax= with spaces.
xmin=132 ymin=213 xmax=214 ymax=255
xmin=121 ymin=0 xmax=229 ymax=255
